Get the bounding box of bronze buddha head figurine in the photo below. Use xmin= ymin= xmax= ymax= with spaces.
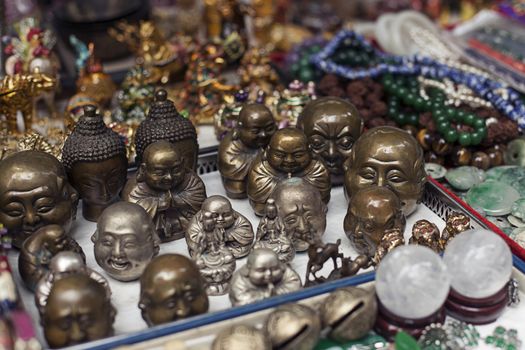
xmin=234 ymin=104 xmax=277 ymax=149
xmin=265 ymin=128 xmax=312 ymax=175
xmin=139 ymin=254 xmax=209 ymax=326
xmin=0 ymin=151 xmax=78 ymax=248
xmin=201 ymin=195 xmax=237 ymax=230
xmin=134 ymin=89 xmax=198 ymax=170
xmin=344 ymin=186 xmax=406 ymax=257
xmin=62 ymin=105 xmax=128 ymax=222
xmin=92 ymin=202 xmax=160 ymax=281
xmin=298 ymin=97 xmax=363 ymax=185
xmin=42 ymin=274 xmax=115 ymax=348
xmin=344 ymin=126 xmax=426 ymax=216
xmin=272 ymin=178 xmax=327 ymax=252
xmin=137 ymin=141 xmax=186 ymax=192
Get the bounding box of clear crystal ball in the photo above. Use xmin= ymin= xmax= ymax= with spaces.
xmin=376 ymin=245 xmax=450 ymax=319
xmin=443 ymin=228 xmax=512 ymax=299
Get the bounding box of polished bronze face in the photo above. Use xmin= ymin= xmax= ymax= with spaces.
xmin=298 ymin=97 xmax=363 ymax=184
xmin=43 ymin=274 xmax=115 ymax=348
xmin=139 ymin=141 xmax=186 ymax=191
xmin=92 ymin=202 xmax=160 ymax=282
xmin=0 ymin=151 xmax=78 ymax=248
xmin=344 ymin=186 xmax=405 ymax=257
xmin=266 ymin=128 xmax=311 ymax=174
xmin=272 ymin=178 xmax=327 ymax=252
xmin=69 ymin=156 xmax=127 ymax=221
xmin=139 ymin=254 xmax=209 ymax=326
xmin=237 ymin=104 xmax=277 ymax=149
xmin=344 ymin=126 xmax=426 ymax=216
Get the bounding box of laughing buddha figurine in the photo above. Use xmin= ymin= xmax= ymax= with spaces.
xmin=123 ymin=140 xmax=207 ymax=242
xmin=247 ymin=128 xmax=331 ymax=216
xmin=344 ymin=126 xmax=426 ymax=216
xmin=218 ymin=103 xmax=277 ymax=199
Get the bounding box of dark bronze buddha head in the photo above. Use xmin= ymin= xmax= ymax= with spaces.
xmin=201 ymin=195 xmax=236 ymax=230
xmin=265 ymin=128 xmax=312 ymax=174
xmin=0 ymin=151 xmax=78 ymax=248
xmin=134 ymin=89 xmax=198 ymax=170
xmin=234 ymin=104 xmax=277 ymax=149
xmin=139 ymin=254 xmax=209 ymax=326
xmin=62 ymin=105 xmax=128 ymax=222
xmin=344 ymin=186 xmax=405 ymax=257
xmin=42 ymin=274 xmax=115 ymax=348
xmin=344 ymin=126 xmax=426 ymax=216
xmin=298 ymin=97 xmax=363 ymax=185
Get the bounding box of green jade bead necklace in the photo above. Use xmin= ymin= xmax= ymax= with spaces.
xmin=382 ymin=75 xmax=488 ymax=146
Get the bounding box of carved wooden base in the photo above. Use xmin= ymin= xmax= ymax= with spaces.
xmin=445 ymin=283 xmax=508 ymax=325
xmin=374 ymin=298 xmax=446 ymax=341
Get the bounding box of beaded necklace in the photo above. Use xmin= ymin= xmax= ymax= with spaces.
xmin=382 ymin=74 xmax=487 ymax=146
xmin=311 ymin=30 xmax=525 ymax=130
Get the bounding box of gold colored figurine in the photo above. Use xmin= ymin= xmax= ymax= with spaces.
xmin=19 ymin=225 xmax=85 ymax=291
xmin=218 ymin=103 xmax=277 ymax=199
xmin=297 ymin=96 xmax=363 ymax=185
xmin=42 ymin=274 xmax=115 ymax=348
xmin=229 ymin=248 xmax=301 ymax=306
xmin=0 ymin=151 xmax=78 ymax=248
xmin=238 ymin=47 xmax=280 ymax=97
xmin=441 ymin=211 xmax=471 ymax=247
xmin=177 ymin=44 xmax=237 ymax=125
xmin=344 ymin=187 xmax=406 ymax=259
xmin=274 ymin=80 xmax=316 ymax=126
xmin=75 ymin=43 xmax=116 ymax=107
xmin=272 ymin=178 xmax=327 ymax=252
xmin=253 ymin=199 xmax=295 ymax=263
xmin=247 ymin=128 xmax=331 ymax=216
xmin=204 ymin=0 xmax=247 ymax=59
xmin=109 ymin=21 xmax=186 ymax=84
xmin=0 ymin=72 xmax=56 ymax=134
xmin=372 ymin=228 xmax=405 ymax=265
xmin=410 ymin=219 xmax=443 ymax=253
xmin=123 ymin=141 xmax=207 ymax=242
xmin=344 ymin=126 xmax=426 ymax=216
xmin=62 ymin=105 xmax=128 ymax=222
xmin=134 ymin=89 xmax=198 ymax=169
xmin=139 ymin=254 xmax=209 ymax=326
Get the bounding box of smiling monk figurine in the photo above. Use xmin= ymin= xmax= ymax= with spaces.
xmin=247 ymin=128 xmax=331 ymax=216
xmin=123 ymin=140 xmax=207 ymax=242
xmin=218 ymin=104 xmax=277 ymax=199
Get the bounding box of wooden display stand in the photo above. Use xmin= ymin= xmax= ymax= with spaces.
xmin=445 ymin=283 xmax=509 ymax=325
xmin=374 ymin=298 xmax=446 ymax=340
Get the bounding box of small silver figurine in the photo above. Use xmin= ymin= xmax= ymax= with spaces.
xmin=229 ymin=248 xmax=301 ymax=306
xmin=253 ymin=199 xmax=295 ymax=263
xmin=92 ymin=202 xmax=160 ymax=281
